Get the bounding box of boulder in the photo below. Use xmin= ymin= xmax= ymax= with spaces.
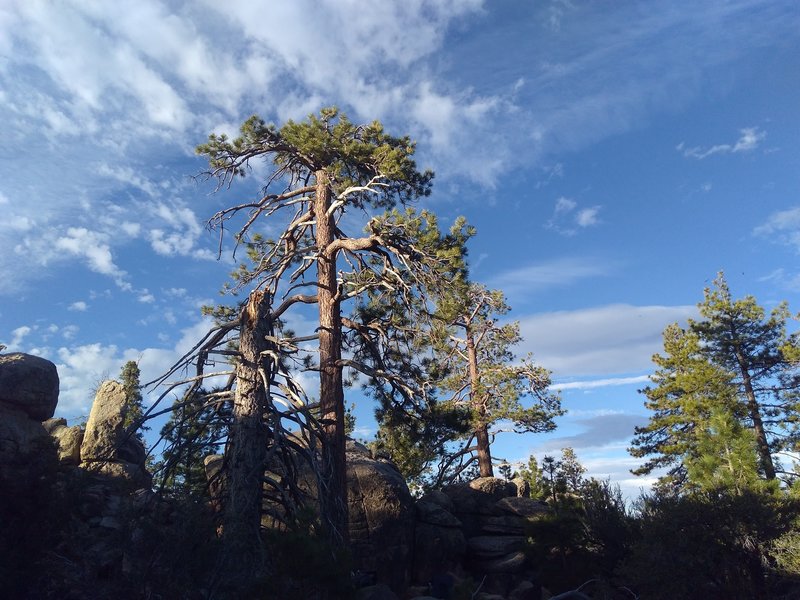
xmin=509 ymin=580 xmax=540 ymax=600
xmin=416 ymin=500 xmax=462 ymax=528
xmin=0 ymin=353 xmax=59 ymax=421
xmin=444 ymin=477 xmax=517 ymax=515
xmin=52 ymin=424 xmax=84 ymax=464
xmin=81 ymin=381 xmax=129 ymax=462
xmin=420 ymin=489 xmax=453 ymax=512
xmin=443 ymin=477 xmax=517 ymax=537
xmin=80 ymin=380 xmax=150 ymax=487
xmin=0 ymin=403 xmax=51 ymax=456
xmin=511 ymin=476 xmax=530 ymax=497
xmin=481 ymin=514 xmax=528 ymax=535
xmin=466 ymin=535 xmax=527 ymax=559
xmin=43 ymin=417 xmax=67 ymax=434
xmin=413 ymin=501 xmax=466 ymax=584
xmin=347 ymin=451 xmax=415 ymax=592
xmin=82 ymin=460 xmax=152 ymax=488
xmin=496 ymin=496 xmax=549 ymax=520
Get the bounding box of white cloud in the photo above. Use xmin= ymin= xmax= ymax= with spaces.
xmin=68 ymin=301 xmax=88 ymax=312
xmin=678 ymin=126 xmax=766 ymax=159
xmin=146 ymin=201 xmax=216 ymax=260
xmin=0 ymin=192 xmax=8 ymax=205
xmin=488 ymin=257 xmax=614 ymax=299
xmin=517 ymin=303 xmax=698 ymax=376
xmin=61 ymin=325 xmax=79 ymax=340
xmin=97 ymin=163 xmax=160 ymax=198
xmin=54 ymin=227 xmax=129 ymax=286
xmin=49 ymin=317 xmax=220 ymax=420
xmin=555 ymin=196 xmax=576 ymax=214
xmin=550 ymin=375 xmax=650 ymax=391
xmin=575 ymin=206 xmax=601 ymax=227
xmin=546 ymin=198 xmax=602 ymax=234
xmin=753 ymin=206 xmax=800 ymax=251
xmin=138 ymin=292 xmax=156 ymax=304
xmin=6 ymin=325 xmax=32 ymax=351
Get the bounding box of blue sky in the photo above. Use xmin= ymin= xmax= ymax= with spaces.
xmin=1 ymin=0 xmax=798 ymax=497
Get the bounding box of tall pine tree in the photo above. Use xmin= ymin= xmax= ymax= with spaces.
xmin=631 ymin=274 xmax=800 ymax=491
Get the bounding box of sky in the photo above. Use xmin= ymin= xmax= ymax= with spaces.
xmin=1 ymin=0 xmax=798 ymax=498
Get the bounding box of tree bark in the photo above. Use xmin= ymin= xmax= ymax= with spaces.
xmin=218 ymin=290 xmax=274 ymax=591
xmin=736 ymin=349 xmax=776 ymax=480
xmin=467 ymin=329 xmax=493 ymax=477
xmin=315 ymin=170 xmax=349 ymax=547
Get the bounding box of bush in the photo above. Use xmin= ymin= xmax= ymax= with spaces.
xmin=620 ymin=487 xmax=798 ymax=599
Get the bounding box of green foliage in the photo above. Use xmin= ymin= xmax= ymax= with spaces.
xmin=540 ymin=448 xmax=586 ymax=509
xmin=525 ymin=476 xmax=633 ymax=595
xmin=197 ymin=107 xmax=432 ymax=209
xmin=685 ymin=407 xmax=776 ymax=494
xmin=120 ymin=360 xmax=149 ymax=443
xmin=622 ymin=487 xmax=799 ymax=599
xmin=517 ymin=454 xmax=547 ymax=500
xmin=631 ymin=274 xmax=800 ymax=491
xmin=427 ymin=283 xmax=563 ymax=478
xmin=156 ymin=388 xmax=227 ymax=498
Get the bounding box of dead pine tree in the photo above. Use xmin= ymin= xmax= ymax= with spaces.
xmin=217 ymin=289 xmax=274 ymax=585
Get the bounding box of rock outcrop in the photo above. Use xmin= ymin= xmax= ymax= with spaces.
xmin=435 ymin=477 xmax=549 ymax=598
xmin=0 ymin=352 xmax=59 ymax=421
xmin=0 ymin=353 xmax=57 ymax=460
xmin=346 ymin=441 xmax=415 ymax=592
xmin=80 ymin=380 xmax=150 ymax=487
xmin=44 ymin=417 xmax=84 ymax=464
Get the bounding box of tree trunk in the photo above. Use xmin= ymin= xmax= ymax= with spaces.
xmin=315 ymin=170 xmax=349 ymax=547
xmin=467 ymin=329 xmax=493 ymax=477
xmin=218 ymin=290 xmax=274 ymax=591
xmin=736 ymin=350 xmax=776 ymax=480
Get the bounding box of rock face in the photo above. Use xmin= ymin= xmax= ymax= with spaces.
xmin=81 ymin=381 xmax=128 ymax=461
xmin=412 ymin=499 xmax=466 ymax=584
xmin=0 ymin=352 xmax=59 ymax=421
xmin=347 ymin=443 xmax=415 ymax=592
xmin=434 ymin=476 xmax=546 ymax=597
xmin=0 ymin=403 xmax=51 ymax=456
xmin=80 ymin=381 xmax=149 ymax=487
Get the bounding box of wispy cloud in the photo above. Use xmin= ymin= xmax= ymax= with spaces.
xmin=677 ymin=126 xmax=766 ymax=159
xmin=546 ymin=197 xmax=602 ymax=235
xmin=518 ymin=303 xmax=697 ymax=376
xmin=488 ymin=257 xmax=613 ymax=299
xmin=532 ymin=413 xmax=647 ymax=452
xmin=54 ymin=227 xmax=129 ymax=288
xmin=68 ymin=301 xmax=88 ymax=312
xmin=550 ymin=375 xmax=650 ymax=391
xmin=753 ymin=206 xmax=800 ymax=251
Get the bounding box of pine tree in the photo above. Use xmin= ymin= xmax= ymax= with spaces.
xmin=558 ymin=447 xmax=586 ymax=494
xmin=630 ymin=324 xmax=740 ymax=489
xmin=691 ymin=273 xmax=799 ymax=480
xmin=120 ymin=360 xmax=148 ymax=443
xmin=630 ymin=274 xmax=800 ymax=491
xmin=685 ymin=407 xmax=768 ymax=494
xmin=518 ymin=455 xmax=547 ymax=500
xmin=429 ymin=284 xmax=562 ymax=478
xmin=196 ymin=108 xmax=457 ymax=555
xmin=158 ymin=388 xmax=227 ymax=498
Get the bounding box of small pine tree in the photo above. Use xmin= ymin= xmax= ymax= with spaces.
xmin=559 ymin=447 xmax=586 ymax=494
xmin=120 ymin=360 xmax=148 ymax=443
xmin=158 ymin=389 xmax=227 ymax=498
xmin=518 ymin=455 xmax=547 ymax=500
